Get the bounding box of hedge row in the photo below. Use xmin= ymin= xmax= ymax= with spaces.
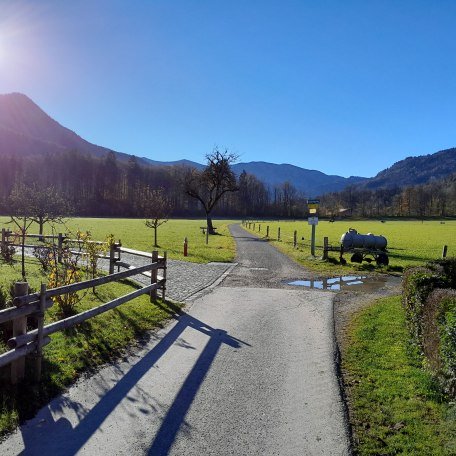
xmin=402 ymin=258 xmax=456 ymax=397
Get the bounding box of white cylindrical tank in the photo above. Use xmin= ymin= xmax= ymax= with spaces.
xmin=340 ymin=229 xmax=387 ymax=250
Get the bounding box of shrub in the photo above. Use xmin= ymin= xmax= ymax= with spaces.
xmin=402 ymin=267 xmax=448 ymax=345
xmin=428 ymin=257 xmax=456 ymax=289
xmin=423 ymin=289 xmax=456 ymax=397
xmin=0 ymin=285 xmax=8 ymax=310
xmin=0 ymin=243 xmax=15 ymax=265
xmin=402 ymin=260 xmax=456 ymax=398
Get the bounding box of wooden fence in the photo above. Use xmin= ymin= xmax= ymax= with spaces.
xmin=0 ymin=232 xmax=167 ymax=384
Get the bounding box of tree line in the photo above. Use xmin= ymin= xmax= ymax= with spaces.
xmin=1 ymin=148 xmax=455 ymax=219
xmin=0 ymin=149 xmax=309 ymax=218
xmin=319 ymin=174 xmax=456 ymax=218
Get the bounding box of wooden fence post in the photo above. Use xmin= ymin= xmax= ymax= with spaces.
xmin=57 ymin=233 xmax=64 ymax=263
xmin=162 ymin=252 xmax=167 ymax=301
xmin=293 ymin=230 xmax=297 ymax=248
xmin=150 ymin=251 xmax=158 ymax=302
xmin=109 ymin=243 xmax=116 ymax=274
xmin=253 ymin=223 xmax=255 ymax=231
xmin=11 ymin=282 xmax=29 ymax=384
xmin=278 ymin=227 xmax=281 ymax=241
xmin=1 ymin=228 xmax=6 ymax=251
xmin=266 ymin=226 xmax=269 ymax=238
xmin=258 ymin=224 xmax=261 ymax=232
xmin=31 ymin=283 xmax=46 ymax=382
xmin=442 ymin=245 xmax=448 ymax=258
xmin=116 ymin=241 xmax=122 ymax=272
xmin=323 ymin=237 xmax=329 ymax=260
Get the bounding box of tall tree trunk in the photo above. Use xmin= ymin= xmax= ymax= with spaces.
xmin=206 ymin=214 xmax=216 ymax=235
xmin=154 ymin=226 xmax=158 ymax=247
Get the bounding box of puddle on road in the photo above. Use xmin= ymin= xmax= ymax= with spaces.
xmin=286 ymin=275 xmax=388 ymax=292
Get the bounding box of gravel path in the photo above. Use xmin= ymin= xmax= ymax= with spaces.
xmin=99 ymin=254 xmax=235 ymax=302
xmin=25 ymin=246 xmax=234 ymax=303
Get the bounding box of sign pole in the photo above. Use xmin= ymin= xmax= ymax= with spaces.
xmin=311 ymin=224 xmax=316 ymax=256
xmin=307 ymin=199 xmax=320 ymax=257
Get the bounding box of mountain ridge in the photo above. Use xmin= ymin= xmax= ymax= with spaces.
xmin=1 ymin=92 xmax=455 ymax=196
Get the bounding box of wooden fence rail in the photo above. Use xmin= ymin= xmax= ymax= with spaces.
xmin=0 ymin=250 xmax=166 ymax=384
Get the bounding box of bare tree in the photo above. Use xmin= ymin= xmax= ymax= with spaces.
xmin=184 ymin=149 xmax=239 ymax=234
xmin=28 ymin=185 xmax=71 ymax=238
xmin=143 ymin=187 xmax=173 ymax=247
xmin=8 ymin=185 xmax=37 ymax=280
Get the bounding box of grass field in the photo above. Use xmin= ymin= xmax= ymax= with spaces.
xmin=243 ymin=219 xmax=456 ymax=274
xmin=0 ymin=217 xmax=237 ymax=263
xmin=344 ymin=296 xmax=456 ymax=455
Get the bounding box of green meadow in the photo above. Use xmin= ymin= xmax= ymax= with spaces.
xmin=243 ymin=219 xmax=456 ymax=273
xmin=2 ymin=216 xmax=455 ymax=271
xmin=344 ymin=296 xmax=456 ymax=455
xmin=0 ymin=217 xmax=237 ymax=264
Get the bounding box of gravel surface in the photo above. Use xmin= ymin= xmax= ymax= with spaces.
xmin=99 ymin=254 xmax=234 ymax=302
xmin=1 ymin=224 xmax=352 ymax=455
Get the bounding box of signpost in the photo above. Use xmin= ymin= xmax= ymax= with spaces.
xmin=307 ymin=200 xmax=320 ymax=256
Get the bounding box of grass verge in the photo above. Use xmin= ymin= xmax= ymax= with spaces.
xmin=343 ymin=296 xmax=456 ymax=455
xmin=0 ymin=260 xmax=183 ymax=439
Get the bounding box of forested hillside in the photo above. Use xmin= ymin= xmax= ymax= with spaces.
xmin=0 ymin=150 xmax=301 ymax=218
xmin=320 ymin=173 xmax=456 ymax=218
xmin=361 ymin=147 xmax=456 ymax=189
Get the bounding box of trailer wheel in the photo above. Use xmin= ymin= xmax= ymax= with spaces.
xmin=350 ymin=252 xmax=363 ymax=263
xmin=376 ymin=253 xmax=389 ymax=266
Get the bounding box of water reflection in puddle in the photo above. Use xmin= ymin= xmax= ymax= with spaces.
xmin=287 ymin=275 xmax=387 ymax=292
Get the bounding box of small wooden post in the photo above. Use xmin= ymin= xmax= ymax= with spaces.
xmin=266 ymin=226 xmax=269 ymax=238
xmin=323 ymin=237 xmax=329 ymax=260
xmin=184 ymin=237 xmax=188 ymax=257
xmin=162 ymin=251 xmax=167 ymax=301
xmin=150 ymin=251 xmax=158 ymax=302
xmin=293 ymin=230 xmax=297 ymax=248
xmin=116 ymin=241 xmax=122 ymax=272
xmin=278 ymin=227 xmax=281 ymax=241
xmin=442 ymin=245 xmax=448 ymax=258
xmin=109 ymin=243 xmax=116 ymax=274
xmin=57 ymin=233 xmax=64 ymax=263
xmin=253 ymin=223 xmax=255 ymax=231
xmin=11 ymin=282 xmax=29 ymax=384
xmin=1 ymin=228 xmax=6 ymax=251
xmin=339 ymin=246 xmax=345 ymax=263
xmin=32 ymin=283 xmax=46 ymax=382
xmin=258 ymin=224 xmax=261 ymax=232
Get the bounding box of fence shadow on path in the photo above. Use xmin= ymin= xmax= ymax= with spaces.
xmin=18 ymin=302 xmax=249 ymax=456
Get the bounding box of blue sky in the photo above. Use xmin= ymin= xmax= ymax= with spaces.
xmin=1 ymin=1 xmax=455 ymax=177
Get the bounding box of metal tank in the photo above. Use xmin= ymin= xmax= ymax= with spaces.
xmin=340 ymin=229 xmax=387 ymax=250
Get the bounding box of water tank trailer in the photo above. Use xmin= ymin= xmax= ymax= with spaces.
xmin=339 ymin=228 xmax=389 ymax=266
